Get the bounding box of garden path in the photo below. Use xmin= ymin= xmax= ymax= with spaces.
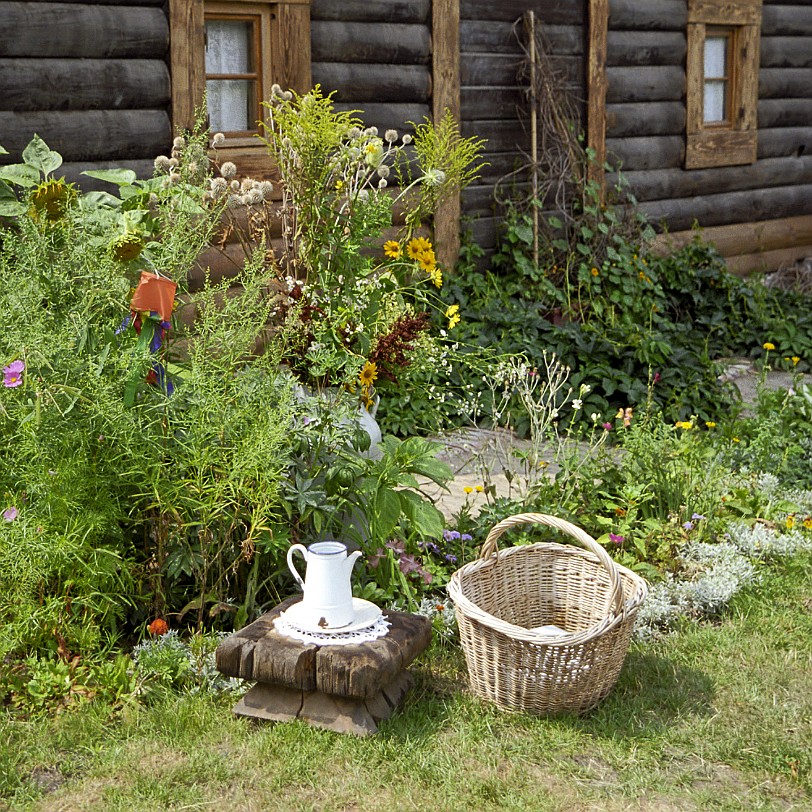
xmin=424 ymin=360 xmax=811 ymax=520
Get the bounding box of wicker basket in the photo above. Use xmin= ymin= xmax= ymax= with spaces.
xmin=447 ymin=513 xmax=648 ymax=715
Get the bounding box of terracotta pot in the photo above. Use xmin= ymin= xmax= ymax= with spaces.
xmin=130 ymin=272 xmax=176 ymax=322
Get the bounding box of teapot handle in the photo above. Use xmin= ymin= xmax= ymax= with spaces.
xmin=286 ymin=544 xmax=308 ymax=589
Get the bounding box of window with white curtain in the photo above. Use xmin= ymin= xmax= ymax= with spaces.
xmin=205 ymin=16 xmax=260 ymax=133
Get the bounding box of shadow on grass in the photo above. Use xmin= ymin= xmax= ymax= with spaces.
xmin=396 ymin=648 xmax=715 ymax=741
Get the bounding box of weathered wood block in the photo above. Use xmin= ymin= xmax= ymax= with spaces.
xmin=217 ymin=599 xmax=432 ymax=734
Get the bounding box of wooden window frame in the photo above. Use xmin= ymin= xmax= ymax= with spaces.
xmin=685 ymin=0 xmax=762 ymax=170
xmin=204 ymin=11 xmax=264 ymax=140
xmin=169 ymin=0 xmax=311 ymax=176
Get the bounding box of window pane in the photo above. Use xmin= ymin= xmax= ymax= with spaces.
xmin=704 ymin=80 xmax=727 ymax=123
xmin=205 ymin=20 xmax=253 ymax=74
xmin=207 ymin=79 xmax=256 ymax=131
xmin=704 ymin=36 xmax=727 ymax=79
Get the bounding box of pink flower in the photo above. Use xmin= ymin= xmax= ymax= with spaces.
xmin=3 ymin=506 xmax=18 ymax=522
xmin=602 ymin=422 xmax=612 ymax=432
xmin=3 ymin=360 xmax=24 ymax=388
xmin=609 ymin=533 xmax=624 ymax=545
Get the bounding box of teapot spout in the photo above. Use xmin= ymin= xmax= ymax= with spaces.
xmin=345 ymin=549 xmax=363 ymax=577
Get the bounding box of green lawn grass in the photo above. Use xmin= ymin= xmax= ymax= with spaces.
xmin=2 ymin=554 xmax=810 ymax=812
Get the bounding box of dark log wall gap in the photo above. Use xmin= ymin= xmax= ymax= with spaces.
xmin=459 ymin=0 xmax=587 ymax=256
xmin=606 ymin=0 xmax=812 ymax=241
xmin=0 ymin=1 xmax=171 ymax=187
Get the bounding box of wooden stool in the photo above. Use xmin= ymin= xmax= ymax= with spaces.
xmin=215 ymin=597 xmax=432 ymax=735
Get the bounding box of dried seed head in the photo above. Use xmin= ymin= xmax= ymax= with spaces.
xmin=154 ymin=155 xmax=171 ymax=172
xmin=210 ymin=177 xmax=228 ymax=198
xmin=212 ymin=132 xmax=226 ymax=146
xmin=227 ymin=194 xmax=242 ymax=209
xmin=173 ymin=136 xmax=186 ymax=150
xmin=402 ymin=134 xmax=413 ymax=145
xmin=220 ymin=161 xmax=237 ymax=179
xmin=385 ymin=129 xmax=398 ymax=143
xmin=230 ymin=180 xmax=241 ymax=191
xmin=259 ymin=180 xmax=274 ymax=200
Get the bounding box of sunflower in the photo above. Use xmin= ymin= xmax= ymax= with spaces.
xmin=383 ymin=240 xmax=401 ymax=259
xmin=109 ymin=232 xmax=145 ymax=263
xmin=29 ymin=179 xmax=77 ymax=222
xmin=407 ymin=236 xmax=432 ymax=260
xmin=359 ymin=360 xmax=378 ymax=389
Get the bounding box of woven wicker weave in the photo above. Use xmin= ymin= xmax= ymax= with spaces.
xmin=447 ymin=513 xmax=648 ymax=715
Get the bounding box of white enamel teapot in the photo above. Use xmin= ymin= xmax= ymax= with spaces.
xmin=286 ymin=540 xmax=362 ymax=629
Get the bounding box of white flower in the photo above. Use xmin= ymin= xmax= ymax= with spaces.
xmin=571 ymin=399 xmax=582 ymax=410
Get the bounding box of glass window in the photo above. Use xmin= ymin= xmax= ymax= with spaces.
xmin=205 ymin=17 xmax=260 ymax=133
xmin=703 ymin=33 xmax=730 ymax=123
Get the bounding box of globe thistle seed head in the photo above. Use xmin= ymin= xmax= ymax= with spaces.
xmin=227 ymin=194 xmax=242 ymax=209
xmin=230 ymin=179 xmax=241 ymax=191
xmin=376 ymin=164 xmax=390 ymax=178
xmin=259 ymin=181 xmax=274 ymax=200
xmin=211 ymin=132 xmax=226 ymax=146
xmin=220 ymin=161 xmax=237 ymax=179
xmin=402 ymin=134 xmax=413 ymax=145
xmin=385 ymin=129 xmax=398 ymax=143
xmin=210 ymin=177 xmax=228 ymax=198
xmin=154 ymin=155 xmax=171 ymax=172
xmin=173 ymin=136 xmax=186 ymax=150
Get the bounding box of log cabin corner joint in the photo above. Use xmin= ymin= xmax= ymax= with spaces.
xmin=169 ymin=0 xmax=311 ymax=178
xmin=685 ymin=0 xmax=762 ymax=170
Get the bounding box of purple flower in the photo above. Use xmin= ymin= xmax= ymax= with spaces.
xmin=368 ymin=547 xmax=386 ymax=568
xmin=443 ymin=529 xmax=461 ymax=542
xmin=602 ymin=422 xmax=613 ymax=432
xmin=3 ymin=360 xmax=24 ymax=388
xmin=683 ymin=521 xmax=694 ymax=531
xmin=3 ymin=506 xmax=18 ymax=522
xmin=385 ymin=538 xmax=405 ymax=555
xmin=609 ymin=533 xmax=624 ymax=544
xmin=461 ymin=533 xmax=472 ymax=542
xmin=691 ymin=513 xmax=706 ymax=521
xmin=398 ymin=553 xmax=421 ymax=575
xmin=444 ymin=553 xmax=458 ymax=564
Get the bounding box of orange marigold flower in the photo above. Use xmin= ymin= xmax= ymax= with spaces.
xmin=148 ymin=618 xmax=169 ymax=636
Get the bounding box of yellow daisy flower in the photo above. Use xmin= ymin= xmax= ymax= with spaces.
xmin=705 ymin=421 xmax=716 ymax=428
xmin=463 ymin=486 xmax=473 ymax=494
xmin=417 ymin=250 xmax=436 ymax=273
xmin=407 ymin=236 xmax=432 ymax=260
xmin=803 ymin=516 xmax=812 ymax=530
xmin=786 ymin=515 xmax=796 ymax=530
xmin=429 ymin=267 xmax=443 ymax=288
xmin=359 ymin=361 xmax=378 ymax=389
xmin=591 ymin=267 xmax=599 ymax=277
xmin=763 ymin=342 xmax=775 ymax=351
xmin=383 ymin=240 xmax=401 ymax=259
xmin=445 ymin=303 xmax=460 ymax=329
xmin=792 ymin=356 xmax=801 ymax=365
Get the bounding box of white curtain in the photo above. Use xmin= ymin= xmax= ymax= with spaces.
xmin=206 ymin=20 xmax=255 ymax=132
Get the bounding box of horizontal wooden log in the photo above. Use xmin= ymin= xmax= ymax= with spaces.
xmin=606 ymin=66 xmax=685 ymax=103
xmin=614 ymin=156 xmax=812 ymax=203
xmin=0 ymin=3 xmax=168 ymax=58
xmin=641 ymin=184 xmax=812 ymax=231
xmin=462 ymin=118 xmax=528 ymax=145
xmin=651 ymin=214 xmax=812 ymax=256
xmin=59 ymin=159 xmax=156 ymax=189
xmin=727 ymin=244 xmax=812 ymax=275
xmin=758 ymin=127 xmax=812 ymax=159
xmin=312 ymin=63 xmax=431 ymax=103
xmin=0 ymin=58 xmax=169 ymax=111
xmin=461 ymin=0 xmax=584 ymax=25
xmin=609 ymin=0 xmax=687 ymax=30
xmin=758 ymin=98 xmax=812 ymax=129
xmin=461 ymin=53 xmax=583 ymax=87
xmin=461 ymin=21 xmax=584 ymax=55
xmin=762 ymin=5 xmax=812 ymax=36
xmin=474 ymin=152 xmax=535 ymax=185
xmin=606 ymin=31 xmax=686 ymax=67
xmin=311 ymin=0 xmax=430 ymax=23
xmin=463 ymin=181 xmax=535 ymax=215
xmin=466 ymin=215 xmax=499 ymax=250
xmin=606 ymin=101 xmax=685 ymax=138
xmin=0 ymin=110 xmax=171 ymax=162
xmin=760 ymin=37 xmax=812 ymax=68
xmin=606 ymin=135 xmax=685 ymax=171
xmin=331 ymin=102 xmax=430 ymax=133
xmin=759 ymin=68 xmax=812 ymax=99
xmin=311 ymin=22 xmax=430 ymax=65
xmin=461 ymin=87 xmax=526 ymax=120
xmin=26 ymin=0 xmax=164 ymax=4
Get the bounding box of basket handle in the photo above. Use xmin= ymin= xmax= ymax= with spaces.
xmin=479 ymin=512 xmax=625 ymax=618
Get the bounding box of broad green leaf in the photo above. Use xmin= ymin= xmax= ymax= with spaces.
xmin=398 ymin=490 xmax=444 ymax=538
xmin=410 ymin=457 xmax=453 ymax=486
xmin=22 ymin=134 xmax=62 ymax=177
xmin=0 ymin=164 xmax=40 ymax=188
xmin=0 ymin=200 xmax=27 ymax=217
xmin=373 ymin=487 xmax=401 ymax=540
xmin=82 ymin=168 xmax=137 ymax=186
xmin=82 ymin=190 xmax=122 ymax=208
xmin=0 ymin=146 xmax=8 ymax=155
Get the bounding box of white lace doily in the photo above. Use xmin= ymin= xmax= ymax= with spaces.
xmin=274 ymin=614 xmax=391 ymax=646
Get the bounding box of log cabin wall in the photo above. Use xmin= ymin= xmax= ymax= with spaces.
xmin=0 ymin=0 xmax=172 ymax=188
xmin=458 ymin=0 xmax=586 ymax=257
xmin=310 ymin=0 xmax=432 ymax=135
xmin=605 ymin=0 xmax=812 ymax=274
